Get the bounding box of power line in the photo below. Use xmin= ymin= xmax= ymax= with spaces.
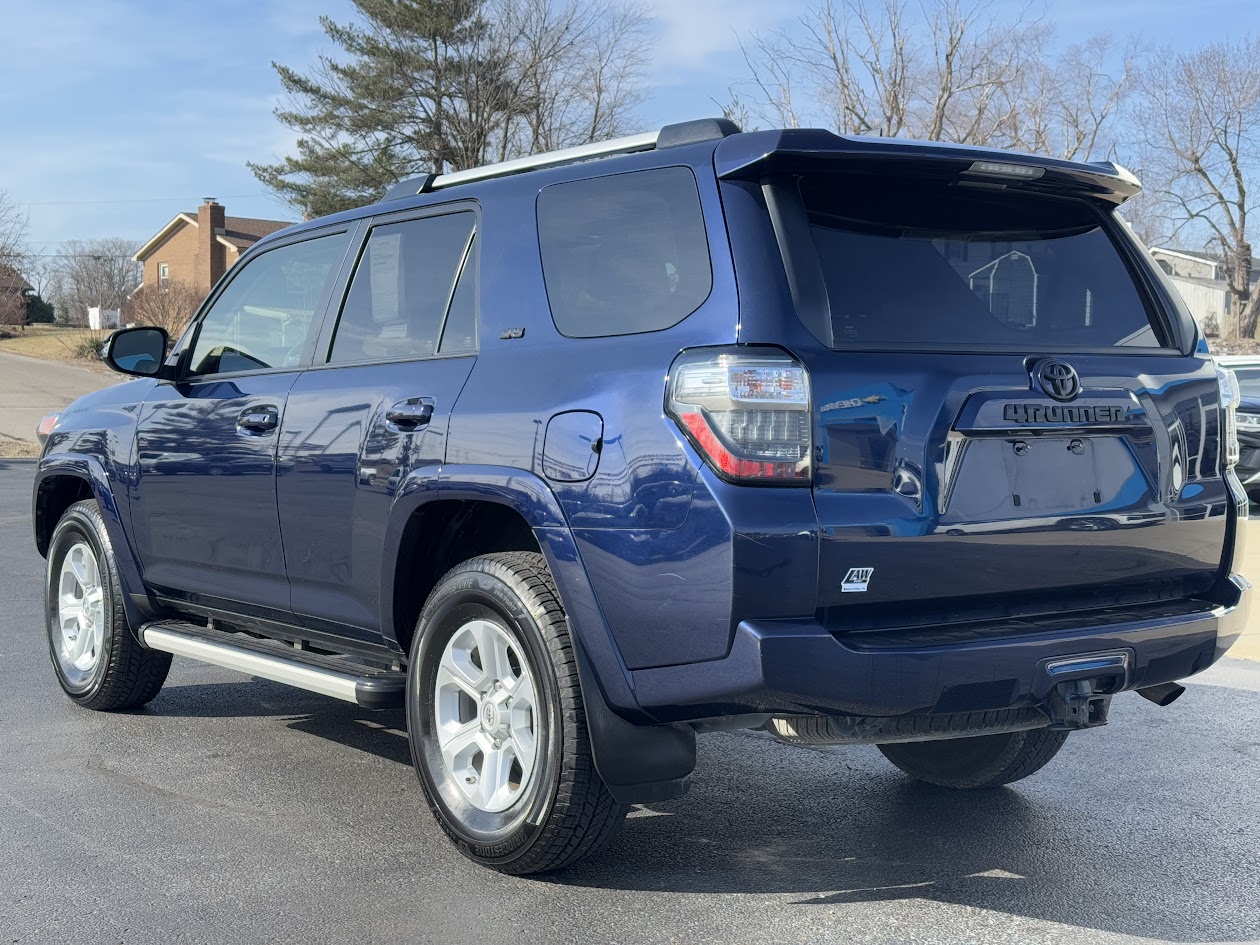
xmin=21 ymin=193 xmax=273 ymax=207
xmin=1 ymin=253 xmax=136 ymax=259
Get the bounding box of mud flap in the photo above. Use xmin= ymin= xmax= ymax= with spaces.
xmin=571 ymin=636 xmax=695 ymax=805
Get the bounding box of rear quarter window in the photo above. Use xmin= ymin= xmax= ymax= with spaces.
xmin=795 ymin=175 xmax=1166 ymax=351
xmin=537 ymin=166 xmax=712 ymax=338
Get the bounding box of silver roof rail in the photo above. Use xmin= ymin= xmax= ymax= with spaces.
xmin=430 ymin=131 xmax=659 ymax=191
xmin=380 ymin=118 xmax=739 ymax=202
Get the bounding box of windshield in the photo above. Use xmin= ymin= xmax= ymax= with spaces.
xmin=795 ymin=174 xmax=1165 ymax=351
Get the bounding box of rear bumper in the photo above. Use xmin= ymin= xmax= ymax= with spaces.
xmin=632 ymin=575 xmax=1251 ymax=722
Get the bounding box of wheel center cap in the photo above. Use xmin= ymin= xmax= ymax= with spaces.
xmin=481 ymin=701 xmax=500 ymax=731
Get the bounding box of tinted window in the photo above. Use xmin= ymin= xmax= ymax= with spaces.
xmin=797 ymin=176 xmax=1163 ymax=350
xmin=538 ymin=167 xmax=712 ymax=337
xmin=188 ymin=233 xmax=348 ymax=376
xmin=330 ymin=212 xmax=475 ymax=363
xmin=438 ymin=237 xmax=477 ymax=354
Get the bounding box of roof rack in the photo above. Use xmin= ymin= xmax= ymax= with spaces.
xmin=381 ymin=117 xmax=739 ymax=202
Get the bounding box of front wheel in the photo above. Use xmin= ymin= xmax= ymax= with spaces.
xmin=407 ymin=552 xmax=628 ymax=874
xmin=45 ymin=500 xmax=171 ymax=710
xmin=877 ymin=728 xmax=1069 ymax=789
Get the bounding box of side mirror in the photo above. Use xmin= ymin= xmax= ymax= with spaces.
xmin=103 ymin=326 xmax=171 ymax=378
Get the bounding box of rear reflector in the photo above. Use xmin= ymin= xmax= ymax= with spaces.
xmin=1217 ymin=365 xmax=1241 ymax=469
xmin=667 ymin=347 xmax=811 ymax=483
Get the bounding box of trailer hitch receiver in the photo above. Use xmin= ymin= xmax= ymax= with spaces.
xmin=1046 ymin=678 xmax=1112 ymax=730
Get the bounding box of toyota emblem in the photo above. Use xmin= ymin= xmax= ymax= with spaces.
xmin=1036 ymin=360 xmax=1081 ymax=402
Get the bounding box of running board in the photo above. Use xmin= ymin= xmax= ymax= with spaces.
xmin=139 ymin=621 xmax=406 ymax=709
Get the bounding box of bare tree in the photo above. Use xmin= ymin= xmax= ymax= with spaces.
xmin=45 ymin=238 xmax=142 ymax=326
xmin=250 ymin=0 xmax=650 ymax=217
xmin=729 ymin=0 xmax=1133 ymax=161
xmin=495 ymin=0 xmax=650 ymax=155
xmin=127 ymin=280 xmax=204 ymax=336
xmin=1135 ymin=37 xmax=1260 ymax=338
xmin=1005 ymin=33 xmax=1139 ymax=160
xmin=0 ymin=189 xmax=30 ymax=327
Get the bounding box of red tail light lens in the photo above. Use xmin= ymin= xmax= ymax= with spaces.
xmin=667 ymin=347 xmax=811 ymax=483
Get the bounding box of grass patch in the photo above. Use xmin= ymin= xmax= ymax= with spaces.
xmin=0 ymin=325 xmax=110 ymax=367
xmin=0 ymin=433 xmax=41 ymax=458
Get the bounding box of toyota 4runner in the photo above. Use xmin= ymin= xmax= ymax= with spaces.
xmin=33 ymin=118 xmax=1250 ymax=873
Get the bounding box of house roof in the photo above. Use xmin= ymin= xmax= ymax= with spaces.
xmin=1152 ymin=246 xmax=1219 ymax=265
xmin=133 ymin=210 xmax=294 ymax=262
xmin=0 ymin=264 xmax=32 ymax=294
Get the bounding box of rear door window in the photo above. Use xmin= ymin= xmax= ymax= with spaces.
xmin=538 ymin=166 xmax=712 ymax=338
xmin=329 ymin=211 xmax=476 ymax=363
xmin=796 ymin=175 xmax=1165 ymax=350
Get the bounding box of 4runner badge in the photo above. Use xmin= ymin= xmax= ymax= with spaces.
xmin=842 ymin=567 xmax=874 ymax=593
xmin=1003 ymin=403 xmax=1131 ymax=423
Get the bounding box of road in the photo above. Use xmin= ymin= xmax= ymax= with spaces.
xmin=1 ymin=459 xmax=1259 ymax=945
xmin=0 ymin=351 xmax=117 ymax=446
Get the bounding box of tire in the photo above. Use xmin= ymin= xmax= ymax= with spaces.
xmin=877 ymin=727 xmax=1069 ymax=789
xmin=45 ymin=500 xmax=171 ymax=711
xmin=407 ymin=552 xmax=628 ymax=874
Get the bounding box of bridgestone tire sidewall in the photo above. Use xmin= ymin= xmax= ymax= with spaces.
xmin=408 ymin=567 xmax=562 ymax=866
xmin=45 ymin=505 xmax=118 ymax=700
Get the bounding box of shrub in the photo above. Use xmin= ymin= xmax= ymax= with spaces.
xmin=75 ymin=334 xmax=107 ymax=360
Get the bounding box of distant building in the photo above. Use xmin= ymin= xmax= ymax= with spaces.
xmin=0 ymin=263 xmax=34 ymax=326
xmin=131 ymin=198 xmax=293 ymax=297
xmin=1148 ymin=247 xmax=1260 ymax=338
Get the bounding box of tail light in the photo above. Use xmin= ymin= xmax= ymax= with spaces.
xmin=667 ymin=347 xmax=811 ymax=483
xmin=1217 ymin=365 xmax=1241 ymax=469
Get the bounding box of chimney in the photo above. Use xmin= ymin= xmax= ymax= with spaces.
xmin=194 ymin=197 xmax=227 ymax=294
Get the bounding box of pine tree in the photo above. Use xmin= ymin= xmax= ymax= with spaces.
xmin=250 ymin=0 xmax=648 ymax=218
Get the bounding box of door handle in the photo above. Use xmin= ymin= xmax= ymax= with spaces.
xmin=386 ymin=400 xmax=435 ymax=431
xmin=237 ymin=405 xmax=279 ymax=435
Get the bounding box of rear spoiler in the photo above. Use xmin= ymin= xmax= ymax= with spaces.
xmin=714 ymin=130 xmax=1142 ymax=206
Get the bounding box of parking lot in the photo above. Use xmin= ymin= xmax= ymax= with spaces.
xmin=2 ymin=457 xmax=1259 ymax=945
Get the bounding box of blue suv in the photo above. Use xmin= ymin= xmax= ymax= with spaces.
xmin=33 ymin=118 xmax=1250 ymax=873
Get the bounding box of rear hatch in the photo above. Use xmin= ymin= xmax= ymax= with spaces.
xmin=718 ymin=132 xmax=1230 ymax=630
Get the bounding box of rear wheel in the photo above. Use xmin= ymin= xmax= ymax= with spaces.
xmin=877 ymin=728 xmax=1069 ymax=789
xmin=45 ymin=500 xmax=171 ymax=710
xmin=407 ymin=552 xmax=628 ymax=874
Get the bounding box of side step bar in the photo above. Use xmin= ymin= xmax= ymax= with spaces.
xmin=140 ymin=621 xmax=406 ymax=709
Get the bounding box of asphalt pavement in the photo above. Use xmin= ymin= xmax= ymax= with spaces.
xmin=2 ymin=458 xmax=1259 ymax=945
xmin=0 ymin=351 xmax=117 ymax=446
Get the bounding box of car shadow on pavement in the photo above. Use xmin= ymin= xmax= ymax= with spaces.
xmin=543 ymin=732 xmax=1259 ymax=944
xmin=149 ymin=682 xmax=413 ymax=767
xmin=145 ymin=681 xmax=1258 ymax=943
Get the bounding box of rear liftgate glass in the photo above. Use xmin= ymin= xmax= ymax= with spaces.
xmin=760 ymin=166 xmax=1231 ymax=631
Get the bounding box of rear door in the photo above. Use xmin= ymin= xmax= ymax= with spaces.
xmin=131 ymin=229 xmax=352 ymax=614
xmin=276 ymin=206 xmax=479 ymax=641
xmin=732 ymin=166 xmax=1229 ymax=629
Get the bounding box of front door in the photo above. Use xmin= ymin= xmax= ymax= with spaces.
xmin=277 ymin=207 xmax=479 ymax=639
xmin=131 ymin=229 xmax=352 ymax=615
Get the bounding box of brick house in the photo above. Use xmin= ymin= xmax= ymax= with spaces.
xmin=131 ymin=198 xmax=293 ymax=296
xmin=0 ymin=264 xmax=34 ymax=326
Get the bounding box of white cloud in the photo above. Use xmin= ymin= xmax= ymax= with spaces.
xmin=640 ymin=0 xmax=798 ymax=80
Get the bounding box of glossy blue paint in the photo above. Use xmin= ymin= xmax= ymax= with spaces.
xmin=33 ymin=125 xmax=1252 ymax=741
xmin=542 ymin=411 xmax=603 ymax=482
xmin=277 ymin=356 xmax=476 ymax=639
xmin=633 ymin=575 xmax=1251 ymax=722
xmin=34 ymin=378 xmax=160 ymax=628
xmin=131 ymin=372 xmax=298 ymax=612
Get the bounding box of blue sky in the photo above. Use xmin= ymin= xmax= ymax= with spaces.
xmin=1 ymin=0 xmax=1256 ymax=251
